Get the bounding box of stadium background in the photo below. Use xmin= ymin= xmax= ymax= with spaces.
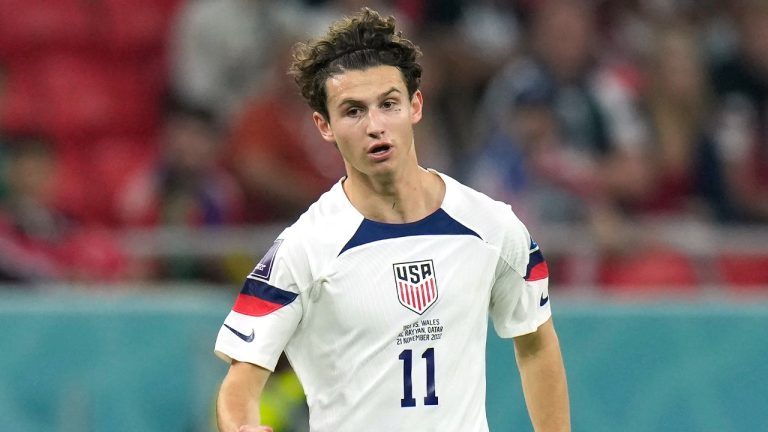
xmin=1 ymin=0 xmax=767 ymax=430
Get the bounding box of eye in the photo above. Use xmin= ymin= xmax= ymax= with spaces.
xmin=346 ymin=107 xmax=363 ymax=117
xmin=382 ymin=100 xmax=397 ymax=109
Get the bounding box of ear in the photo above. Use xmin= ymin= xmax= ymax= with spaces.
xmin=313 ymin=112 xmax=336 ymax=143
xmin=410 ymin=90 xmax=423 ymax=124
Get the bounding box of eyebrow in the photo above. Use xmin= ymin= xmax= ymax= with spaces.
xmin=337 ymin=87 xmax=402 ymax=108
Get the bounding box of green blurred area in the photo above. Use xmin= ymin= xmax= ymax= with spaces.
xmin=1 ymin=289 xmax=766 ymax=431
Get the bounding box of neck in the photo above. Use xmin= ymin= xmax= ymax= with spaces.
xmin=343 ymin=166 xmax=445 ymax=223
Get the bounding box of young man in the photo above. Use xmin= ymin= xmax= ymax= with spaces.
xmin=215 ymin=8 xmax=570 ymax=432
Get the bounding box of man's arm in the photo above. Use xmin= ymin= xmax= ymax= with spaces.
xmin=217 ymin=360 xmax=273 ymax=432
xmin=514 ymin=317 xmax=570 ymax=432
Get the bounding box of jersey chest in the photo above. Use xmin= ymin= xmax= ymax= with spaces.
xmin=303 ymin=235 xmax=498 ymax=338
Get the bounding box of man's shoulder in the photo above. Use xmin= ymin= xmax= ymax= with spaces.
xmin=280 ymin=182 xmax=362 ymax=253
xmin=442 ymin=173 xmax=515 ymax=218
xmin=445 ymin=176 xmax=537 ymax=275
xmin=439 ymin=172 xmax=528 ymax=247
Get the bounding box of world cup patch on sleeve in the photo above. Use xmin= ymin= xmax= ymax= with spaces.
xmin=393 ymin=260 xmax=438 ymax=314
xmin=250 ymin=239 xmax=283 ymax=281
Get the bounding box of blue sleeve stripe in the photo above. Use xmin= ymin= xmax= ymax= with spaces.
xmin=240 ymin=278 xmax=298 ymax=305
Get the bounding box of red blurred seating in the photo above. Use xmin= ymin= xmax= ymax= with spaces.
xmin=3 ymin=55 xmax=161 ymax=138
xmin=0 ymin=0 xmax=95 ymax=58
xmin=0 ymin=65 xmax=39 ymax=133
xmin=53 ymin=135 xmax=156 ymax=226
xmin=97 ymin=0 xmax=184 ymax=53
xmin=597 ymin=247 xmax=699 ymax=293
xmin=716 ymin=253 xmax=768 ymax=289
xmin=0 ymin=0 xmax=183 ymax=60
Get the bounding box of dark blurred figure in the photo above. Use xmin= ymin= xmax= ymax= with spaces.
xmin=710 ymin=0 xmax=768 ymax=222
xmin=706 ymin=0 xmax=768 ymax=288
xmin=0 ymin=136 xmax=128 ymax=283
xmin=116 ymin=98 xmax=245 ymax=281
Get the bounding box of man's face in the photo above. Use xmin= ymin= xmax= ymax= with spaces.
xmin=313 ymin=65 xmax=423 ymax=181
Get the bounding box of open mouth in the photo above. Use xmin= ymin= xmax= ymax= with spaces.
xmin=369 ymin=143 xmax=392 ymax=155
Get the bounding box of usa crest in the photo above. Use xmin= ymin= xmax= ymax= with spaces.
xmin=393 ymin=260 xmax=438 ymax=314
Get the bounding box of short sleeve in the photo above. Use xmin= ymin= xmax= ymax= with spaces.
xmin=489 ymin=216 xmax=552 ymax=338
xmin=214 ymin=236 xmax=306 ymax=371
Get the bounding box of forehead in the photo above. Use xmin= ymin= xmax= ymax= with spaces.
xmin=325 ymin=65 xmax=407 ymax=107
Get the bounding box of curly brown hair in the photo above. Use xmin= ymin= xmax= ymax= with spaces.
xmin=289 ymin=8 xmax=422 ymax=121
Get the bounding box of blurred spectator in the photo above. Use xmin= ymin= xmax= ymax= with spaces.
xmin=0 ymin=136 xmax=128 ymax=282
xmin=466 ymin=73 xmax=596 ymax=225
xmin=468 ymin=0 xmax=687 ymax=289
xmin=637 ymin=24 xmax=731 ymax=221
xmin=170 ymin=0 xmax=287 ymax=124
xmin=224 ymin=40 xmax=345 ymax=223
xmin=405 ymin=0 xmax=511 ymax=171
xmin=710 ymin=0 xmax=768 ymax=223
xmin=592 ymin=22 xmax=718 ymax=292
xmin=116 ymin=97 xmax=245 ymax=281
xmin=471 ymin=0 xmax=648 ymax=228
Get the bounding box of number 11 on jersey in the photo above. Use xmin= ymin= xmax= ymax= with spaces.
xmin=399 ymin=348 xmax=439 ymax=407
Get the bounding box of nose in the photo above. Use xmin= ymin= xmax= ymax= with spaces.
xmin=366 ymin=109 xmax=385 ymax=138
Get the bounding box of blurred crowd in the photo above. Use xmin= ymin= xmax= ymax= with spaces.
xmin=1 ymin=0 xmax=768 ymax=290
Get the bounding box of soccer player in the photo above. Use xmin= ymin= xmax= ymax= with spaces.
xmin=214 ymin=8 xmax=570 ymax=432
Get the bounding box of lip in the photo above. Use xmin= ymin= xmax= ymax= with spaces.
xmin=367 ymin=142 xmax=394 ymax=162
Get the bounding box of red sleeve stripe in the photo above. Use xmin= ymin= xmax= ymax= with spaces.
xmin=526 ymin=261 xmax=549 ymax=281
xmin=233 ymin=293 xmax=288 ymax=316
xmin=232 ymin=278 xmax=298 ymax=316
xmin=524 ymin=249 xmax=549 ymax=281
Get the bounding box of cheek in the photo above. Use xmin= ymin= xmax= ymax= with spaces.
xmin=330 ymin=122 xmax=362 ymax=145
xmin=333 ymin=136 xmax=356 ymax=160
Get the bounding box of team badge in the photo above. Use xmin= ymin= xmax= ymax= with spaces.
xmin=393 ymin=260 xmax=438 ymax=314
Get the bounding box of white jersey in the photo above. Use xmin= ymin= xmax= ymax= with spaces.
xmin=215 ymin=171 xmax=551 ymax=432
